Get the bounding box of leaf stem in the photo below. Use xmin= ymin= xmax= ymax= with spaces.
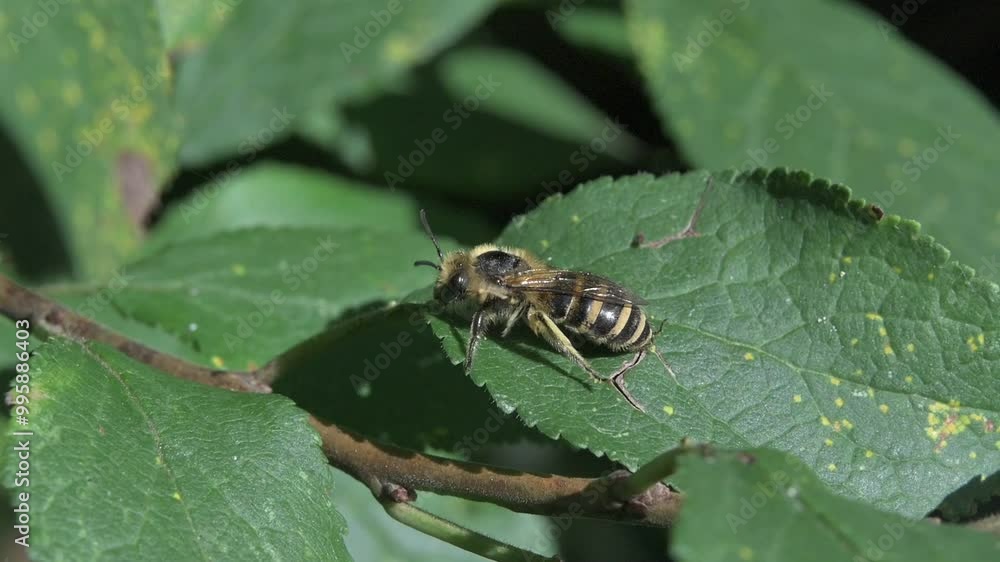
xmin=381 ymin=500 xmax=558 ymax=562
xmin=615 ymin=442 xmax=689 ymax=499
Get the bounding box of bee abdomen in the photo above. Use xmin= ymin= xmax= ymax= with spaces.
xmin=561 ymin=299 xmax=651 ymax=351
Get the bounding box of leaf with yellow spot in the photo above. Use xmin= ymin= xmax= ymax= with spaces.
xmin=625 ymin=0 xmax=1000 ymax=276
xmin=0 ymin=0 xmax=180 ymax=277
xmin=0 ymin=338 xmax=349 ymax=560
xmin=429 ymin=170 xmax=1000 ymax=518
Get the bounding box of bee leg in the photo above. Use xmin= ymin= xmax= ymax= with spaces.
xmin=464 ymin=309 xmax=487 ymax=373
xmin=526 ymin=308 xmax=601 ymax=382
xmin=649 ymin=344 xmax=678 ymax=383
xmin=500 ymin=302 xmax=528 ymax=338
xmin=608 ymin=350 xmax=647 ymax=412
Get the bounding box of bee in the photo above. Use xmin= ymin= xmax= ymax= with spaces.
xmin=414 ymin=210 xmax=676 ymax=412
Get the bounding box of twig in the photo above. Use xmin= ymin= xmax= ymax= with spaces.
xmin=0 ymin=276 xmax=270 ymax=393
xmin=309 ymin=418 xmax=682 ymax=527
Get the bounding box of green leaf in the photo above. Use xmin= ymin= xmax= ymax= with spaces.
xmin=550 ymin=5 xmax=631 ymax=58
xmin=428 ymin=169 xmax=1000 ymax=517
xmin=48 ymin=227 xmax=434 ymax=370
xmin=173 ymin=0 xmax=496 ymax=164
xmin=671 ymin=447 xmax=1000 ymax=562
xmin=0 ymin=0 xmax=180 ymax=277
xmin=331 ymin=468 xmax=557 ymax=561
xmin=143 ymin=162 xmax=419 ymax=256
xmin=623 ymin=0 xmax=1000 ymax=273
xmin=1 ymin=338 xmax=349 ymax=560
xmin=344 ymin=44 xmax=645 ymax=198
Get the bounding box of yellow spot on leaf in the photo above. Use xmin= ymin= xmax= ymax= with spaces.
xmin=905 ymin=375 xmax=913 ymax=383
xmin=383 ymin=35 xmax=418 ymax=65
xmin=883 ymin=345 xmax=894 ymax=355
xmin=850 ymin=338 xmax=859 ymax=347
xmin=172 ymin=492 xmax=182 ymax=501
xmin=231 ymin=264 xmax=247 ymax=276
xmin=60 ymin=49 xmax=79 ymax=65
xmin=995 ymin=440 xmax=1000 ymax=450
xmin=927 ymin=272 xmax=935 ymax=281
xmin=744 ymin=352 xmax=755 ymax=361
xmin=879 ymin=404 xmax=889 ymax=414
xmin=865 ymin=450 xmax=874 ymax=458
xmin=897 ymin=137 xmax=918 ymax=157
xmin=36 ymin=129 xmax=58 ymax=154
xmin=824 ymin=438 xmax=834 ymax=446
xmin=211 ymin=356 xmax=225 ymax=368
xmin=866 ymin=387 xmax=874 ymax=398
xmin=878 ymin=326 xmax=887 ymax=337
xmin=829 ymin=272 xmax=837 ymax=284
xmin=15 ymin=86 xmax=40 ymax=114
xmin=970 ymin=451 xmax=977 ymax=460
xmin=892 ymin=266 xmax=903 ymax=275
xmin=842 ymin=256 xmax=853 ymax=264
xmin=854 ymin=369 xmax=863 ymax=377
xmin=842 ymin=419 xmax=854 ymax=430
xmin=835 ymin=398 xmax=844 ymax=408
xmin=821 ymin=416 xmax=831 ymax=426
xmin=738 ymin=546 xmax=753 ymax=561
xmin=827 ymin=463 xmax=837 ymax=472
xmin=967 ymin=336 xmax=980 ymax=352
xmin=866 ymin=312 xmax=883 ymax=321
xmin=571 ymin=214 xmax=581 ymax=224
xmin=978 ymin=333 xmax=985 ymax=346
xmin=663 ymin=405 xmax=675 ymax=416
xmin=830 ymin=376 xmax=841 ymax=386
xmin=62 ymin=81 xmax=83 ymax=107
xmin=540 ymin=239 xmax=550 ymax=250
xmin=793 ymin=394 xmax=802 ymax=403
xmin=906 ymin=343 xmax=915 ymax=352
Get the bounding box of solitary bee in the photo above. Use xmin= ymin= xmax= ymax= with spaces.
xmin=414 ymin=210 xmax=676 ymax=412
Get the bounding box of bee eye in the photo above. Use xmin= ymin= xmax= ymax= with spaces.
xmin=435 ymin=272 xmax=467 ymax=303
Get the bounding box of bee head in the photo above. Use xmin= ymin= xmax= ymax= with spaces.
xmin=434 ymin=253 xmax=470 ymax=304
xmin=414 ymin=209 xmax=470 ymax=304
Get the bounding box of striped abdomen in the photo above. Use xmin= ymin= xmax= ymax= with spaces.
xmin=548 ymin=293 xmax=652 ymax=351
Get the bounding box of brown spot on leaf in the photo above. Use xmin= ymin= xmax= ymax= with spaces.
xmin=118 ymin=152 xmax=159 ymax=231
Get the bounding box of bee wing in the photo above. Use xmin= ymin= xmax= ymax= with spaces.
xmin=501 ymin=269 xmax=647 ymax=306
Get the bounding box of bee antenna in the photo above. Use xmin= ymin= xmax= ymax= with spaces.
xmin=652 ymin=318 xmax=668 ymax=336
xmin=419 ymin=209 xmax=445 ymax=263
xmin=413 ymin=260 xmax=441 ymax=270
